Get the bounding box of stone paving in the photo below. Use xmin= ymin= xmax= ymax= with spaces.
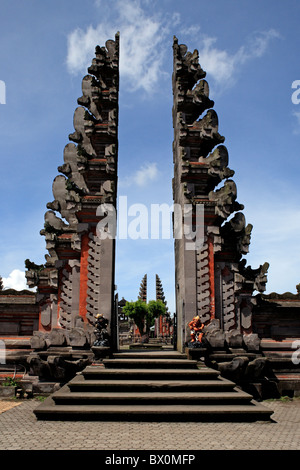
xmin=0 ymin=397 xmax=300 ymax=450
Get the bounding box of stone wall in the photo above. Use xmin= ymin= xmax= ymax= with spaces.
xmin=0 ymin=291 xmax=39 ymax=336
xmin=252 ymin=294 xmax=300 ymax=339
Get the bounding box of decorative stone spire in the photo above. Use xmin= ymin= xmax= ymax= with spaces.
xmin=138 ymin=274 xmax=147 ymax=303
xmin=25 ymin=34 xmax=120 ymax=338
xmin=155 ymin=274 xmax=168 ymax=312
xmin=172 ymin=37 xmax=268 ymax=350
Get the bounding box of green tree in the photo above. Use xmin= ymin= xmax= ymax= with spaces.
xmin=123 ymin=299 xmax=166 ymax=337
xmin=123 ymin=299 xmax=148 ymax=335
xmin=147 ymin=300 xmax=166 ymax=332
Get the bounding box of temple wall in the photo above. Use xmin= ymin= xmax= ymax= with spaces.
xmin=0 ymin=294 xmax=39 ymax=336
xmin=252 ymin=299 xmax=300 ymax=339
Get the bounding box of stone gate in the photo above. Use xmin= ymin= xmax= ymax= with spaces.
xmin=24 ymin=34 xmax=269 ymax=354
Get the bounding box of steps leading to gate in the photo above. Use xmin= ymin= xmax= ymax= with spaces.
xmin=67 ymin=374 xmax=235 ymax=392
xmin=34 ymin=350 xmax=274 ymax=421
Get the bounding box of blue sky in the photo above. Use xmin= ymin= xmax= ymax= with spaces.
xmin=0 ymin=0 xmax=300 ymax=314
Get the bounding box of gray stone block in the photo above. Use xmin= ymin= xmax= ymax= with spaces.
xmin=68 ymin=327 xmax=89 ymax=348
xmin=205 ymin=329 xmax=226 ymax=349
xmin=243 ymin=333 xmax=261 ymax=352
xmin=30 ymin=334 xmax=46 ymax=351
xmin=49 ymin=328 xmax=67 ymax=347
xmin=225 ymin=329 xmax=243 ymax=348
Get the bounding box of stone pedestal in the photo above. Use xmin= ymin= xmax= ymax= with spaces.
xmin=91 ymin=346 xmax=112 ymax=361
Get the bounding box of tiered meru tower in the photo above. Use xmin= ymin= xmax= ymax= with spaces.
xmin=25 ymin=35 xmax=120 ymax=343
xmin=172 ymin=37 xmax=269 ymax=352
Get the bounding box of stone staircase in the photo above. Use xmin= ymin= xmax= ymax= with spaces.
xmin=34 ymin=350 xmax=273 ymax=421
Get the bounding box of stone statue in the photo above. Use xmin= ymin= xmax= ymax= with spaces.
xmin=188 ymin=315 xmax=204 ymax=343
xmin=93 ymin=313 xmax=110 ymax=347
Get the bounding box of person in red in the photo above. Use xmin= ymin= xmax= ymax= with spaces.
xmin=189 ymin=315 xmax=204 ymax=343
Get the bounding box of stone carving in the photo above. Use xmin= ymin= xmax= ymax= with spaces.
xmin=86 ymin=233 xmax=101 ymax=324
xmin=77 ymin=75 xmax=103 ymax=121
xmin=173 ymin=38 xmax=206 ymax=91
xmin=196 ymin=241 xmax=211 ymax=324
xmin=222 ymin=267 xmax=235 ymax=330
xmin=68 ymin=327 xmax=89 ymax=348
xmin=27 ymin=352 xmax=91 ymax=382
xmin=203 ymin=145 xmax=235 ymax=181
xmin=238 ymin=260 xmax=269 ymax=293
xmin=243 ymin=333 xmax=261 ymax=351
xmin=57 ymin=143 xmax=88 ymax=192
xmin=25 ymin=34 xmax=119 ymax=363
xmin=46 ymin=175 xmax=82 ymax=229
xmin=202 ymin=319 xmax=226 ymax=349
xmin=172 ymin=36 xmax=269 ymax=350
xmin=43 ymin=210 xmax=68 ymax=234
xmin=221 ymin=212 xmax=252 ymax=257
xmin=209 ymin=180 xmax=244 ymax=220
xmin=93 ymin=314 xmax=110 ymax=347
xmin=218 ymin=356 xmax=249 ymax=382
xmin=59 ymin=268 xmax=73 ymax=328
xmin=225 ymin=329 xmax=243 ymax=348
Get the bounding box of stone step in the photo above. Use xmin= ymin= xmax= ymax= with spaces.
xmin=102 ymin=358 xmax=198 ymax=369
xmin=52 ymin=385 xmax=253 ymax=406
xmin=68 ymin=374 xmax=237 ymax=392
xmin=129 ymin=343 xmax=163 ymax=349
xmin=263 ymin=351 xmax=295 ymax=359
xmin=34 ymin=397 xmax=273 ymax=422
xmin=261 ymin=340 xmax=298 ymax=350
xmin=266 ymin=357 xmax=299 ymax=370
xmin=112 ymin=352 xmax=186 ymax=360
xmin=81 ymin=366 xmax=220 ymax=381
xmin=33 ymin=350 xmax=274 ymax=422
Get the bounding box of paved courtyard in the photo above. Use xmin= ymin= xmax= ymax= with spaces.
xmin=0 ymin=397 xmax=299 ymax=450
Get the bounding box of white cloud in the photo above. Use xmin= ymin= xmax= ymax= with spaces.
xmin=197 ymin=29 xmax=280 ymax=89
xmin=66 ymin=0 xmax=169 ymax=93
xmin=134 ymin=162 xmax=159 ymax=186
xmin=120 ymin=162 xmax=159 ymax=188
xmin=66 ymin=1 xmax=279 ymax=96
xmin=67 ymin=25 xmax=106 ymax=75
xmin=2 ymin=269 xmax=34 ymax=291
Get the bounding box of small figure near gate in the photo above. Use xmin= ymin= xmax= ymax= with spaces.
xmin=189 ymin=315 xmax=204 ymax=343
xmin=93 ymin=313 xmax=110 ymax=347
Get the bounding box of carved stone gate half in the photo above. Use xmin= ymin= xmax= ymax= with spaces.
xmin=172 ymin=37 xmax=268 ymax=352
xmin=26 ymin=34 xmax=120 ymax=350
